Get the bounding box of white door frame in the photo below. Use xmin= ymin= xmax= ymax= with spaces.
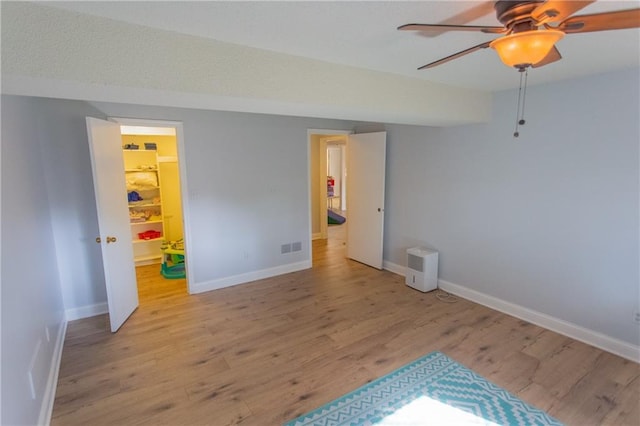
xmin=320 ymin=138 xmax=353 ymax=239
xmin=326 ymin=140 xmax=347 ymax=212
xmin=339 ymin=144 xmax=347 ymax=211
xmin=110 ymin=117 xmax=193 ymax=294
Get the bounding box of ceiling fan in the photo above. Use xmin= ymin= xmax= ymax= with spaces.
xmin=399 ymin=0 xmax=640 ymax=70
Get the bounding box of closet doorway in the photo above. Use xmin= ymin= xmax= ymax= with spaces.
xmin=119 ymin=123 xmax=189 ymax=301
xmin=87 ymin=117 xmax=192 ymax=331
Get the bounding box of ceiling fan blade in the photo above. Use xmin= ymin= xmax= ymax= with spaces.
xmin=557 ymin=9 xmax=640 ymax=33
xmin=398 ymin=23 xmax=506 ymax=34
xmin=533 ymin=0 xmax=595 ymax=24
xmin=418 ymin=41 xmax=492 ymax=70
xmin=420 ymin=1 xmax=497 ymax=37
xmin=532 ymin=46 xmax=562 ymax=68
xmin=441 ymin=1 xmax=496 ymax=25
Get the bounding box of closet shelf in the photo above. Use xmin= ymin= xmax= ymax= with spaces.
xmin=158 ymin=156 xmax=178 ymax=163
xmin=133 ymin=238 xmax=163 ymax=244
xmin=123 ymin=146 xmax=167 ymax=266
xmin=128 ymin=203 xmax=162 ymax=208
xmin=130 ymin=219 xmax=163 ymax=225
xmin=127 ymin=186 xmax=160 ymax=190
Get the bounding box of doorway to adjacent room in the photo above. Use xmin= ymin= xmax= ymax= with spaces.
xmin=307 ymin=130 xmax=387 ymax=270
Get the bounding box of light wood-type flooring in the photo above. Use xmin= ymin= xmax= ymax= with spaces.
xmin=52 ymin=224 xmax=639 ymax=425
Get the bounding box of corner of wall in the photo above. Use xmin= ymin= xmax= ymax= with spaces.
xmin=383 ymin=262 xmax=640 ymax=363
xmin=38 ymin=319 xmax=67 ymax=426
xmin=65 ymin=303 xmax=108 ymax=322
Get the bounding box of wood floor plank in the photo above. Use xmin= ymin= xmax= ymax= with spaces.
xmin=51 ymin=224 xmax=640 ymax=425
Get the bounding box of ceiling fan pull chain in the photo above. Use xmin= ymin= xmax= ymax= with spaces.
xmin=520 ymin=67 xmax=529 ymax=126
xmin=513 ymin=67 xmax=525 ymax=138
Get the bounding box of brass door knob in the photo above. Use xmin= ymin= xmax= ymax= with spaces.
xmin=106 ymin=236 xmax=117 ymax=243
xmin=96 ymin=237 xmax=101 ymax=243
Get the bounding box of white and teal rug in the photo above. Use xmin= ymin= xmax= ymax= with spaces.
xmin=284 ymin=351 xmax=562 ymax=426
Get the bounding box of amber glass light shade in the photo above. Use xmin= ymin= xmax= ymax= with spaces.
xmin=490 ymin=30 xmax=564 ymax=68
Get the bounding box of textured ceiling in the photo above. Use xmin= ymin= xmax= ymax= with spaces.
xmin=47 ymin=1 xmax=640 ymax=91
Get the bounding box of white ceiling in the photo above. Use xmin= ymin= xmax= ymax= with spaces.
xmin=46 ymin=1 xmax=640 ymax=92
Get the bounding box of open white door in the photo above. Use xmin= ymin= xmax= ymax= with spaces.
xmin=347 ymin=131 xmax=387 ymax=269
xmin=86 ymin=117 xmax=139 ymax=332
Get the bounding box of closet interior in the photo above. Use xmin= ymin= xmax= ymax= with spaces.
xmin=120 ymin=126 xmax=185 ymax=277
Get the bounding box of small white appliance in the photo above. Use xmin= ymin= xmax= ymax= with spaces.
xmin=405 ymin=247 xmax=439 ymax=292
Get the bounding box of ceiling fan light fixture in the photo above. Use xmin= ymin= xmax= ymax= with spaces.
xmin=490 ymin=29 xmax=564 ymax=68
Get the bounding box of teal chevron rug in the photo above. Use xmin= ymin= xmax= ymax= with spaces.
xmin=284 ymin=351 xmax=562 ymax=426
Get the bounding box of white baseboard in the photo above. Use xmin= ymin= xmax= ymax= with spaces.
xmin=65 ymin=302 xmax=108 ymax=321
xmin=64 ymin=260 xmax=313 ymax=315
xmin=38 ymin=319 xmax=67 ymax=426
xmin=383 ymin=260 xmax=404 ymax=276
xmin=191 ymin=260 xmax=312 ymax=294
xmin=383 ymin=262 xmax=640 ymax=363
xmin=438 ymin=279 xmax=640 ymax=363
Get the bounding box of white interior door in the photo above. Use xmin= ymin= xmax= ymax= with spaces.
xmin=346 ymin=131 xmax=387 ymax=269
xmin=86 ymin=117 xmax=139 ymax=332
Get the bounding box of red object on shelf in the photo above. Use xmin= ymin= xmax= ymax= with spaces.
xmin=138 ymin=230 xmax=161 ymax=240
xmin=327 ymin=176 xmax=335 ymax=197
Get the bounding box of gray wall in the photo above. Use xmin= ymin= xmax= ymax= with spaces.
xmin=384 ymin=68 xmax=640 ymax=345
xmin=3 ymin=96 xmax=357 ymax=313
xmin=36 ymin=99 xmax=108 ymax=312
xmin=1 ymin=97 xmax=66 ymax=425
xmin=88 ymin=101 xmax=356 ymax=289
